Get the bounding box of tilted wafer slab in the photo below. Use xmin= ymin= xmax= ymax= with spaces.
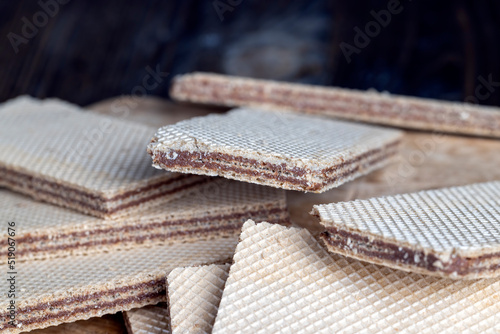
xmin=171 ymin=72 xmax=500 ymax=138
xmin=313 ymin=181 xmax=500 ymax=279
xmin=212 ymin=221 xmax=500 ymax=334
xmin=148 ymin=108 xmax=402 ymax=193
xmin=123 ymin=304 xmax=171 ymax=334
xmin=168 ymin=264 xmax=230 ymax=334
xmin=0 ymin=96 xmax=206 ymax=218
xmin=0 ymin=179 xmax=287 ymax=262
xmin=0 ymin=237 xmax=237 ymax=334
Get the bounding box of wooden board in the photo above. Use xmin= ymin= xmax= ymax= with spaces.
xmin=32 ymin=97 xmax=500 ymax=334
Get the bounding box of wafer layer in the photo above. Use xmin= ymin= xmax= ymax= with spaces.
xmin=313 ymin=181 xmax=500 ymax=279
xmin=0 ymin=237 xmax=236 ymax=334
xmin=148 ymin=108 xmax=402 ymax=193
xmin=212 ymin=221 xmax=500 ymax=334
xmin=0 ymin=96 xmax=204 ymax=218
xmin=0 ymin=180 xmax=287 ymax=262
xmin=168 ymin=264 xmax=230 ymax=334
xmin=123 ymin=304 xmax=171 ymax=334
xmin=171 ymin=72 xmax=500 ymax=138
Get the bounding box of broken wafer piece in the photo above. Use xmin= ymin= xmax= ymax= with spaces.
xmin=148 ymin=108 xmax=402 ymax=193
xmin=123 ymin=304 xmax=171 ymax=334
xmin=124 ymin=264 xmax=230 ymax=334
xmin=0 ymin=237 xmax=236 ymax=334
xmin=0 ymin=179 xmax=287 ymax=262
xmin=212 ymin=221 xmax=500 ymax=333
xmin=313 ymin=181 xmax=500 ymax=279
xmin=171 ymin=72 xmax=500 ymax=138
xmin=0 ymin=96 xmax=206 ymax=218
xmin=168 ymin=264 xmax=230 ymax=334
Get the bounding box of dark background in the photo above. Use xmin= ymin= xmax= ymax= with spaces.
xmin=1 ymin=0 xmax=500 ymax=107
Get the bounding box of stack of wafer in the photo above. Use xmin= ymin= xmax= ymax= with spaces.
xmin=0 ymin=96 xmax=288 ymax=333
xmin=2 ymin=71 xmax=499 ymax=334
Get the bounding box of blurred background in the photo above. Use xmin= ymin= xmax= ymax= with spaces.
xmin=1 ymin=0 xmax=500 ymax=107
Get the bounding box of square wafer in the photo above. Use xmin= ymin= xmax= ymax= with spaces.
xmin=0 ymin=179 xmax=287 ymax=262
xmin=212 ymin=221 xmax=500 ymax=334
xmin=0 ymin=237 xmax=236 ymax=333
xmin=313 ymin=181 xmax=500 ymax=279
xmin=168 ymin=264 xmax=230 ymax=334
xmin=171 ymin=72 xmax=500 ymax=138
xmin=0 ymin=96 xmax=206 ymax=218
xmin=148 ymin=108 xmax=402 ymax=192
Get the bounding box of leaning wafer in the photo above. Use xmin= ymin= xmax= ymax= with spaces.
xmin=313 ymin=181 xmax=500 ymax=279
xmin=171 ymin=72 xmax=500 ymax=138
xmin=0 ymin=96 xmax=205 ymax=218
xmin=0 ymin=237 xmax=236 ymax=333
xmin=212 ymin=221 xmax=500 ymax=334
xmin=148 ymin=108 xmax=402 ymax=193
xmin=0 ymin=179 xmax=287 ymax=262
xmin=168 ymin=264 xmax=230 ymax=334
xmin=123 ymin=304 xmax=171 ymax=334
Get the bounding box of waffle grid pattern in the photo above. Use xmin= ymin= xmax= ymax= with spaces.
xmin=124 ymin=304 xmax=171 ymax=334
xmin=0 ymin=237 xmax=237 ymax=312
xmin=168 ymin=264 xmax=230 ymax=334
xmin=212 ymin=221 xmax=500 ymax=334
xmin=315 ymin=181 xmax=500 ymax=252
xmin=0 ymin=96 xmax=170 ymax=195
xmin=150 ymin=108 xmax=402 ymax=169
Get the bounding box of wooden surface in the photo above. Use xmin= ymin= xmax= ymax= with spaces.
xmin=30 ymin=97 xmax=500 ymax=333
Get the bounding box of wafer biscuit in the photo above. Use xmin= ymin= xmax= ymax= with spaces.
xmin=168 ymin=264 xmax=229 ymax=334
xmin=123 ymin=304 xmax=170 ymax=334
xmin=148 ymin=108 xmax=402 ymax=193
xmin=0 ymin=237 xmax=236 ymax=334
xmin=171 ymin=72 xmax=500 ymax=138
xmin=212 ymin=221 xmax=500 ymax=334
xmin=0 ymin=96 xmax=205 ymax=218
xmin=0 ymin=179 xmax=287 ymax=262
xmin=313 ymin=181 xmax=500 ymax=279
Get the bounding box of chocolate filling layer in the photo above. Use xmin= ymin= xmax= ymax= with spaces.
xmin=321 ymin=228 xmax=500 ymax=276
xmin=9 ymin=216 xmax=289 ymax=257
xmin=2 ymin=207 xmax=287 ymax=246
xmin=0 ymin=165 xmax=193 ymax=202
xmin=0 ymin=168 xmax=209 ymax=215
xmin=151 ymin=141 xmax=399 ymax=192
xmin=1 ymin=289 xmax=164 ymax=330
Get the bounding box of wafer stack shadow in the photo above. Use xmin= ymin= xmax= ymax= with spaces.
xmin=1 ymin=72 xmax=499 ymax=334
